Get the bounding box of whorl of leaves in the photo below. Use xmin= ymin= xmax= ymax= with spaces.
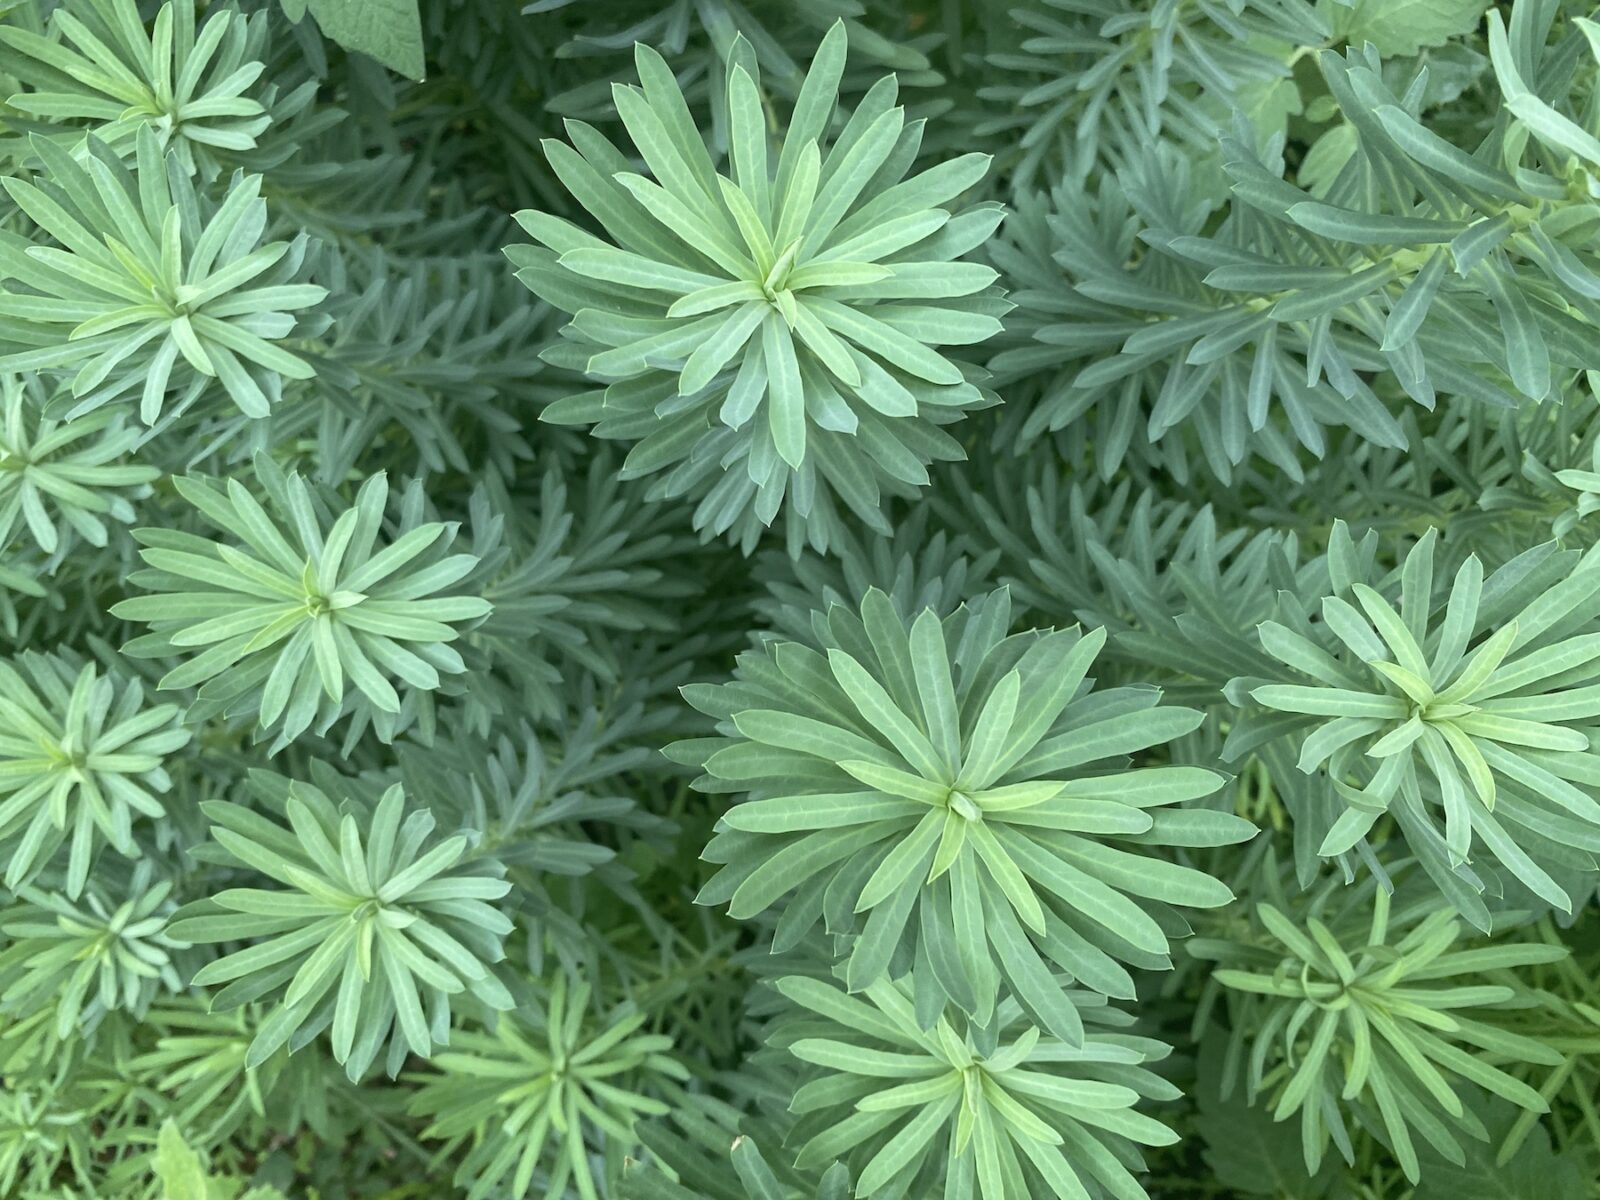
xmin=0 ymin=127 xmax=325 ymax=424
xmin=113 ymin=453 xmax=493 ymax=749
xmin=1230 ymin=522 xmax=1600 ymax=926
xmin=0 ymin=0 xmax=272 ymax=173
xmin=1191 ymin=871 xmax=1566 ymax=1183
xmin=512 ymin=22 xmax=1009 ymax=553
xmin=770 ymin=973 xmax=1178 ymax=1200
xmin=0 ymin=650 xmax=188 ymax=898
xmin=169 ymin=773 xmax=514 ymax=1081
xmin=684 ymin=586 xmax=1252 ymax=1043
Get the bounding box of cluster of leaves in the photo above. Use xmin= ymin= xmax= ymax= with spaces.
xmin=516 ymin=24 xmax=1008 ymax=554
xmin=4 ymin=1 xmax=1600 ymax=1200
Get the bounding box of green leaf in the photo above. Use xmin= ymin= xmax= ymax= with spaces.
xmin=1331 ymin=0 xmax=1491 ymax=56
xmin=155 ymin=1122 xmax=208 ymax=1200
xmin=298 ymin=0 xmax=425 ymax=80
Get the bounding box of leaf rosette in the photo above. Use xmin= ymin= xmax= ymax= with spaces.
xmin=510 ymin=23 xmax=1010 ymax=552
xmin=684 ymin=586 xmax=1253 ymax=1043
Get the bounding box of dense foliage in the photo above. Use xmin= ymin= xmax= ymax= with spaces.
xmin=3 ymin=1 xmax=1599 ymax=1199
